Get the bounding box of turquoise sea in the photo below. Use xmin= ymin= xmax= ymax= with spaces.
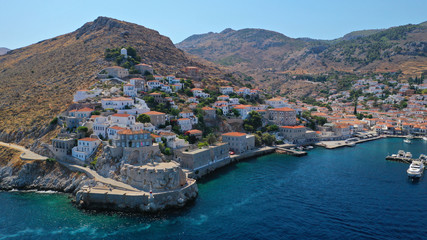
xmin=0 ymin=138 xmax=426 ymax=239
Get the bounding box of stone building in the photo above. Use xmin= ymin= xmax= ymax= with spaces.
xmin=135 ymin=63 xmax=153 ymax=75
xmin=113 ymin=129 xmax=152 ymax=148
xmin=102 ymin=66 xmax=129 ymax=78
xmin=221 ymin=132 xmax=255 ymax=154
xmin=175 ymin=142 xmax=230 ymax=176
xmin=51 ymin=137 xmax=76 ymax=157
xmin=72 ymin=137 xmax=101 ymax=161
xmin=144 ymin=111 xmax=166 ymax=126
xmin=267 ymin=107 xmax=297 ymax=126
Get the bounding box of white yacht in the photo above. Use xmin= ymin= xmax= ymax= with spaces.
xmin=397 ymin=150 xmax=405 ymax=158
xmin=422 ymin=136 xmax=427 ymax=141
xmin=405 ymin=152 xmax=413 ymax=159
xmin=407 ymin=161 xmax=424 ymax=178
xmin=404 ymin=139 xmax=411 ymax=144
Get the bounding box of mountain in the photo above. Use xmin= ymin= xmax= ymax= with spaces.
xmin=0 ymin=17 xmax=221 ymax=142
xmin=0 ymin=47 xmax=9 ymax=55
xmin=177 ymin=22 xmax=427 ymax=82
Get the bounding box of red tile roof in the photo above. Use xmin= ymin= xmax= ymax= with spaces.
xmin=222 ymin=132 xmax=246 ymax=137
xmin=145 ymin=111 xmax=165 ymax=115
xmin=270 ymin=107 xmax=295 ymax=112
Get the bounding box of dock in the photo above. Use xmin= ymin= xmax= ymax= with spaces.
xmin=316 ymin=136 xmax=383 ymax=149
xmin=275 ymin=147 xmax=307 ymax=156
xmin=385 ymin=151 xmax=426 ymax=164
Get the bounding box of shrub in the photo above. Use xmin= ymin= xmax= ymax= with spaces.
xmin=50 ymin=117 xmax=58 ymax=125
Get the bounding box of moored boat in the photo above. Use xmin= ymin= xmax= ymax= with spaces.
xmin=407 ymin=161 xmax=424 ymax=178
xmin=423 ymin=136 xmax=427 ymax=141
xmin=404 ymin=139 xmax=411 ymax=144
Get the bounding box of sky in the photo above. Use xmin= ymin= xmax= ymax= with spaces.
xmin=1 ymin=0 xmax=426 ymax=49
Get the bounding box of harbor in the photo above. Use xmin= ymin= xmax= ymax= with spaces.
xmin=386 ymin=150 xmax=427 ymax=164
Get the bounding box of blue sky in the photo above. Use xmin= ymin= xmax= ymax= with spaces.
xmin=1 ymin=0 xmax=426 ymax=49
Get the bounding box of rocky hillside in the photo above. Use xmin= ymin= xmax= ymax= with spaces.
xmin=0 ymin=17 xmax=222 ymax=142
xmin=177 ymin=21 xmax=427 ymax=81
xmin=0 ymin=47 xmax=9 ymax=55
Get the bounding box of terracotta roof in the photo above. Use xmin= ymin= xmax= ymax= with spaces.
xmin=109 ymin=126 xmax=127 ymax=130
xmin=191 ymin=88 xmax=203 ymax=91
xmin=118 ymin=129 xmax=150 ymax=135
xmin=178 ymin=118 xmax=190 ymax=121
xmin=70 ymin=107 xmax=94 ymax=112
xmin=159 ymin=132 xmax=176 ymax=136
xmin=202 ymin=107 xmax=215 ymax=111
xmin=79 ymin=138 xmax=99 ymax=142
xmin=280 ymin=125 xmax=305 ymax=129
xmin=130 ymin=77 xmax=144 ymax=80
xmin=186 ymin=129 xmax=202 ymax=135
xmin=270 ymin=107 xmax=295 ymax=112
xmin=222 ymin=132 xmax=246 ymax=137
xmin=145 ymin=111 xmax=165 ymax=115
xmin=151 ymin=134 xmax=161 ymax=138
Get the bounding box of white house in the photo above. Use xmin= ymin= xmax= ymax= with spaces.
xmin=69 ymin=107 xmax=93 ymax=118
xmin=147 ymin=80 xmax=161 ymax=90
xmin=123 ymin=83 xmax=137 ymax=97
xmin=179 ymin=112 xmax=198 ymax=124
xmin=110 ymin=114 xmax=136 ymax=126
xmin=217 ymin=95 xmax=230 ymax=101
xmin=93 ymin=116 xmax=109 ymax=138
xmin=72 ymin=138 xmax=101 ymax=161
xmin=191 ymin=88 xmax=210 ymax=98
xmin=177 ymin=118 xmax=192 ymax=132
xmin=101 ymin=97 xmax=134 ymax=110
xmin=107 ymin=126 xmax=127 ymax=139
xmin=220 ymin=86 xmax=234 ymax=95
xmin=232 ymin=105 xmax=251 ymax=119
xmin=266 ymin=98 xmax=287 ymax=108
xmin=187 ymin=97 xmax=199 ymax=103
xmin=229 ymin=98 xmax=240 ymax=105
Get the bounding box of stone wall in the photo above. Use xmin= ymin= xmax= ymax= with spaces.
xmin=76 ymin=179 xmax=198 ymax=212
xmin=120 ymin=162 xmax=187 ymax=191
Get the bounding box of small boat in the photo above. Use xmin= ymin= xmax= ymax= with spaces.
xmin=404 ymin=139 xmax=411 ymax=144
xmin=423 ymin=136 xmax=427 ymax=141
xmin=397 ymin=150 xmax=405 ymax=157
xmin=419 ymin=154 xmax=427 ymax=161
xmin=347 ymin=142 xmax=356 ymax=147
xmin=407 ymin=161 xmax=424 ymax=178
xmin=405 ymin=152 xmax=412 ymax=159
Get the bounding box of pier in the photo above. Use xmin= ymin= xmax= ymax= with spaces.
xmin=385 ymin=151 xmax=426 ymax=164
xmin=275 ymin=147 xmax=307 ymax=156
xmin=316 ymin=135 xmax=383 ymax=149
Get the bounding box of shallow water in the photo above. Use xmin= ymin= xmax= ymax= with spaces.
xmin=0 ymin=138 xmax=426 ymax=239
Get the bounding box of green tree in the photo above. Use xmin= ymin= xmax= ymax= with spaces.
xmin=243 ymin=111 xmax=262 ymax=132
xmin=77 ymin=126 xmax=88 ymax=133
xmin=262 ymin=133 xmax=276 ymax=146
xmin=206 ymin=133 xmax=217 ymax=145
xmin=137 ymin=114 xmax=150 ymax=123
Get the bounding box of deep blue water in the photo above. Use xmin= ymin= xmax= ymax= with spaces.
xmin=0 ymin=138 xmax=426 ymax=240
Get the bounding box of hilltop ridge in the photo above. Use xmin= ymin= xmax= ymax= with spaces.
xmin=0 ymin=17 xmax=222 ymax=142
xmin=177 ymin=21 xmax=427 ymax=83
